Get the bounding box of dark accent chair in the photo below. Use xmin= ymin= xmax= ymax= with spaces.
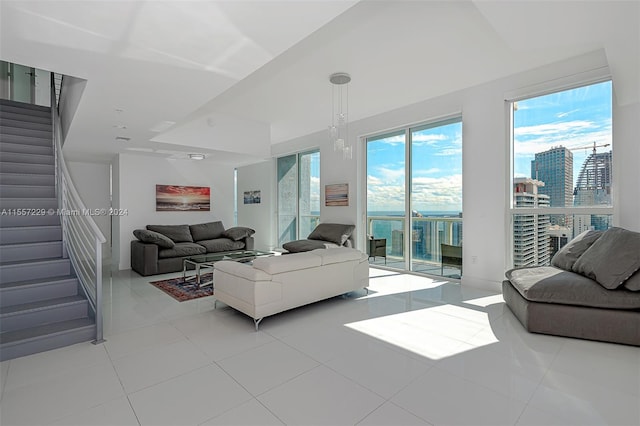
xmin=367 ymin=237 xmax=387 ymax=264
xmin=441 ymin=243 xmax=462 ymax=276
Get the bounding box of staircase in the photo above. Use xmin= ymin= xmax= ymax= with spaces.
xmin=0 ymin=99 xmax=96 ymax=362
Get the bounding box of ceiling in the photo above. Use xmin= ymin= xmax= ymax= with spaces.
xmin=1 ymin=0 xmax=638 ymax=166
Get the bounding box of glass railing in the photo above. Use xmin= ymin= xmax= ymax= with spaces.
xmin=367 ymin=215 xmax=463 ymax=277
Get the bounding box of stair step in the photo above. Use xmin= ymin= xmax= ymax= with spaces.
xmin=0 ymin=184 xmax=56 ymax=198
xmin=0 ymin=152 xmax=54 ymax=165
xmin=0 ymin=99 xmax=51 ymax=115
xmin=0 ymin=133 xmax=52 ymax=147
xmin=0 ymin=257 xmax=71 ymax=283
xmin=1 ymin=197 xmax=57 ymax=209
xmin=0 ymin=125 xmax=52 ymax=140
xmin=0 ymin=225 xmax=62 ymax=244
xmin=0 ymin=241 xmax=63 ymax=262
xmin=0 ymin=111 xmax=51 ymax=125
xmin=0 ymin=118 xmax=51 ymax=132
xmin=0 ymin=142 xmax=53 ymax=156
xmin=0 ymin=213 xmax=61 ymax=228
xmin=0 ymin=162 xmax=55 ymax=174
xmin=0 ymin=275 xmax=78 ymax=307
xmin=0 ymin=295 xmax=88 ymax=333
xmin=0 ymin=172 xmax=55 ymax=186
xmin=0 ymin=317 xmax=95 ymax=362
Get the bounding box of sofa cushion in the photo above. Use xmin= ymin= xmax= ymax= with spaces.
xmin=283 ymin=239 xmax=335 ymax=253
xmin=506 ymin=266 xmax=640 ymax=309
xmin=133 ymin=229 xmax=175 ymax=249
xmin=312 ymin=248 xmax=363 ymax=265
xmin=147 ymin=224 xmax=193 ymax=243
xmin=623 ymin=270 xmax=640 ymax=291
xmin=253 ymin=252 xmax=321 ymax=275
xmin=551 ymin=230 xmax=602 ymax=271
xmin=222 ymin=226 xmax=255 ymax=241
xmin=190 ymin=221 xmax=225 ymax=242
xmin=573 ymin=227 xmax=640 ymax=289
xmin=198 ymin=238 xmax=244 ymax=252
xmin=308 ymin=223 xmax=355 ymax=246
xmin=158 ymin=242 xmax=206 ymax=259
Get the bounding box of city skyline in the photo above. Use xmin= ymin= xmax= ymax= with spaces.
xmin=513 ymin=80 xmax=612 ymax=190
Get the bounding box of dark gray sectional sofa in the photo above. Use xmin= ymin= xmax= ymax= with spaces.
xmin=503 ymin=227 xmax=640 ymax=346
xmin=131 ymin=221 xmax=254 ymax=276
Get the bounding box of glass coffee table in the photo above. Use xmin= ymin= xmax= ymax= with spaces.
xmin=182 ymin=250 xmax=273 ymax=288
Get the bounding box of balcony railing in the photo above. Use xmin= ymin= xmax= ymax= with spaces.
xmin=367 ymin=215 xmax=462 ymax=276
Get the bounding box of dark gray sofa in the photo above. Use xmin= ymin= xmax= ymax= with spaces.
xmin=503 ymin=227 xmax=640 ymax=346
xmin=282 ymin=223 xmax=355 ymax=253
xmin=131 ymin=222 xmax=254 ymax=276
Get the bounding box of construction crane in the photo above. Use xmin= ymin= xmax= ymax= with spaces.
xmin=568 ymin=141 xmax=611 ymax=155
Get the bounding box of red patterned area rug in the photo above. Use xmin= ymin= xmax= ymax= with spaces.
xmin=149 ymin=273 xmax=213 ymax=302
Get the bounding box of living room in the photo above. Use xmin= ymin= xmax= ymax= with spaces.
xmin=1 ymin=1 xmax=639 ymax=425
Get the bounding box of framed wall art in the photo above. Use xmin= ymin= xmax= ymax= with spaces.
xmin=156 ymin=185 xmax=210 ymax=211
xmin=325 ymin=183 xmax=348 ymax=206
xmin=243 ymin=190 xmax=261 ymax=204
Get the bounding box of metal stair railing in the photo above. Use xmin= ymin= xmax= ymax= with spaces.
xmin=51 ymin=74 xmax=106 ymax=344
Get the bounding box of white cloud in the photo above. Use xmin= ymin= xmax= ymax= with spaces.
xmin=514 ymin=120 xmax=596 ymax=138
xmin=556 ymin=109 xmax=579 ymax=118
xmin=367 ymin=174 xmax=462 ymax=212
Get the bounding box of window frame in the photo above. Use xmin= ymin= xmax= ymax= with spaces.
xmin=506 ymin=77 xmax=614 ymax=268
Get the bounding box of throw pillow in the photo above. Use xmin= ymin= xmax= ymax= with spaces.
xmin=133 ymin=229 xmax=175 ymax=248
xmin=190 ymin=221 xmax=225 ymax=242
xmin=624 ymin=270 xmax=640 ymax=291
xmin=308 ymin=223 xmax=355 ymax=246
xmin=222 ymin=226 xmax=255 ymax=241
xmin=572 ymin=227 xmax=640 ymax=290
xmin=551 ymin=230 xmax=603 ymax=271
xmin=146 ymin=224 xmax=193 ymax=243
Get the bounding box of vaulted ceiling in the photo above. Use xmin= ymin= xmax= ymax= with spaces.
xmin=1 ymin=1 xmax=638 ymax=165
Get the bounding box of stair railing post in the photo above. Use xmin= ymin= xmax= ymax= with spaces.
xmin=93 ymin=236 xmax=104 ymax=344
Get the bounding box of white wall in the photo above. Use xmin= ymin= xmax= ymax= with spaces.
xmin=613 ymin=101 xmax=640 ymax=232
xmin=114 ymin=153 xmax=235 ymax=270
xmin=237 ymin=160 xmax=275 ymax=250
xmin=66 ymin=160 xmax=111 ymax=259
xmin=58 ymin=75 xmax=86 ymax=143
xmin=269 ymin=49 xmax=638 ymax=292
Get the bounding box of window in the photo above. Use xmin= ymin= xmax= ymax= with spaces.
xmin=366 ymin=117 xmax=463 ymax=278
xmin=277 ymin=150 xmax=320 ymax=246
xmin=510 ymin=80 xmax=612 ymax=267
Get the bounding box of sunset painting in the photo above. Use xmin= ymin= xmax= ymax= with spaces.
xmin=156 ymin=185 xmax=210 ymax=211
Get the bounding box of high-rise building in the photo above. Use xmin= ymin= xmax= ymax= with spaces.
xmin=513 ymin=178 xmax=550 ymax=267
xmin=531 ymin=146 xmax=573 ymax=226
xmin=574 ymin=150 xmax=613 ymax=231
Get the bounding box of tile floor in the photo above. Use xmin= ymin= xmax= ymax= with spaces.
xmin=1 ymin=266 xmax=639 ymax=425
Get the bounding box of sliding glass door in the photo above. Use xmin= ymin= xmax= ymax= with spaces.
xmin=366 ymin=118 xmax=462 ymax=277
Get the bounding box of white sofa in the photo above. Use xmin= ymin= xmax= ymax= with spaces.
xmin=213 ymin=248 xmax=369 ymax=329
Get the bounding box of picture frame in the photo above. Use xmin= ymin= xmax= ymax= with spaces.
xmin=156 ymin=185 xmax=210 ymax=211
xmin=325 ymin=183 xmax=348 ymax=206
xmin=243 ymin=190 xmax=261 ymax=204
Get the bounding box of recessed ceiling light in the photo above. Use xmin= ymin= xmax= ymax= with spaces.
xmin=188 ymin=153 xmax=205 ymax=160
xmin=115 ymin=136 xmax=131 ymax=142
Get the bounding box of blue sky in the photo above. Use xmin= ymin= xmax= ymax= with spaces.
xmin=513 ymin=80 xmax=612 ymax=186
xmin=367 ymin=122 xmax=463 ymax=213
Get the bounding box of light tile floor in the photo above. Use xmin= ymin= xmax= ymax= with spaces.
xmin=1 ymin=267 xmax=639 ymax=425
